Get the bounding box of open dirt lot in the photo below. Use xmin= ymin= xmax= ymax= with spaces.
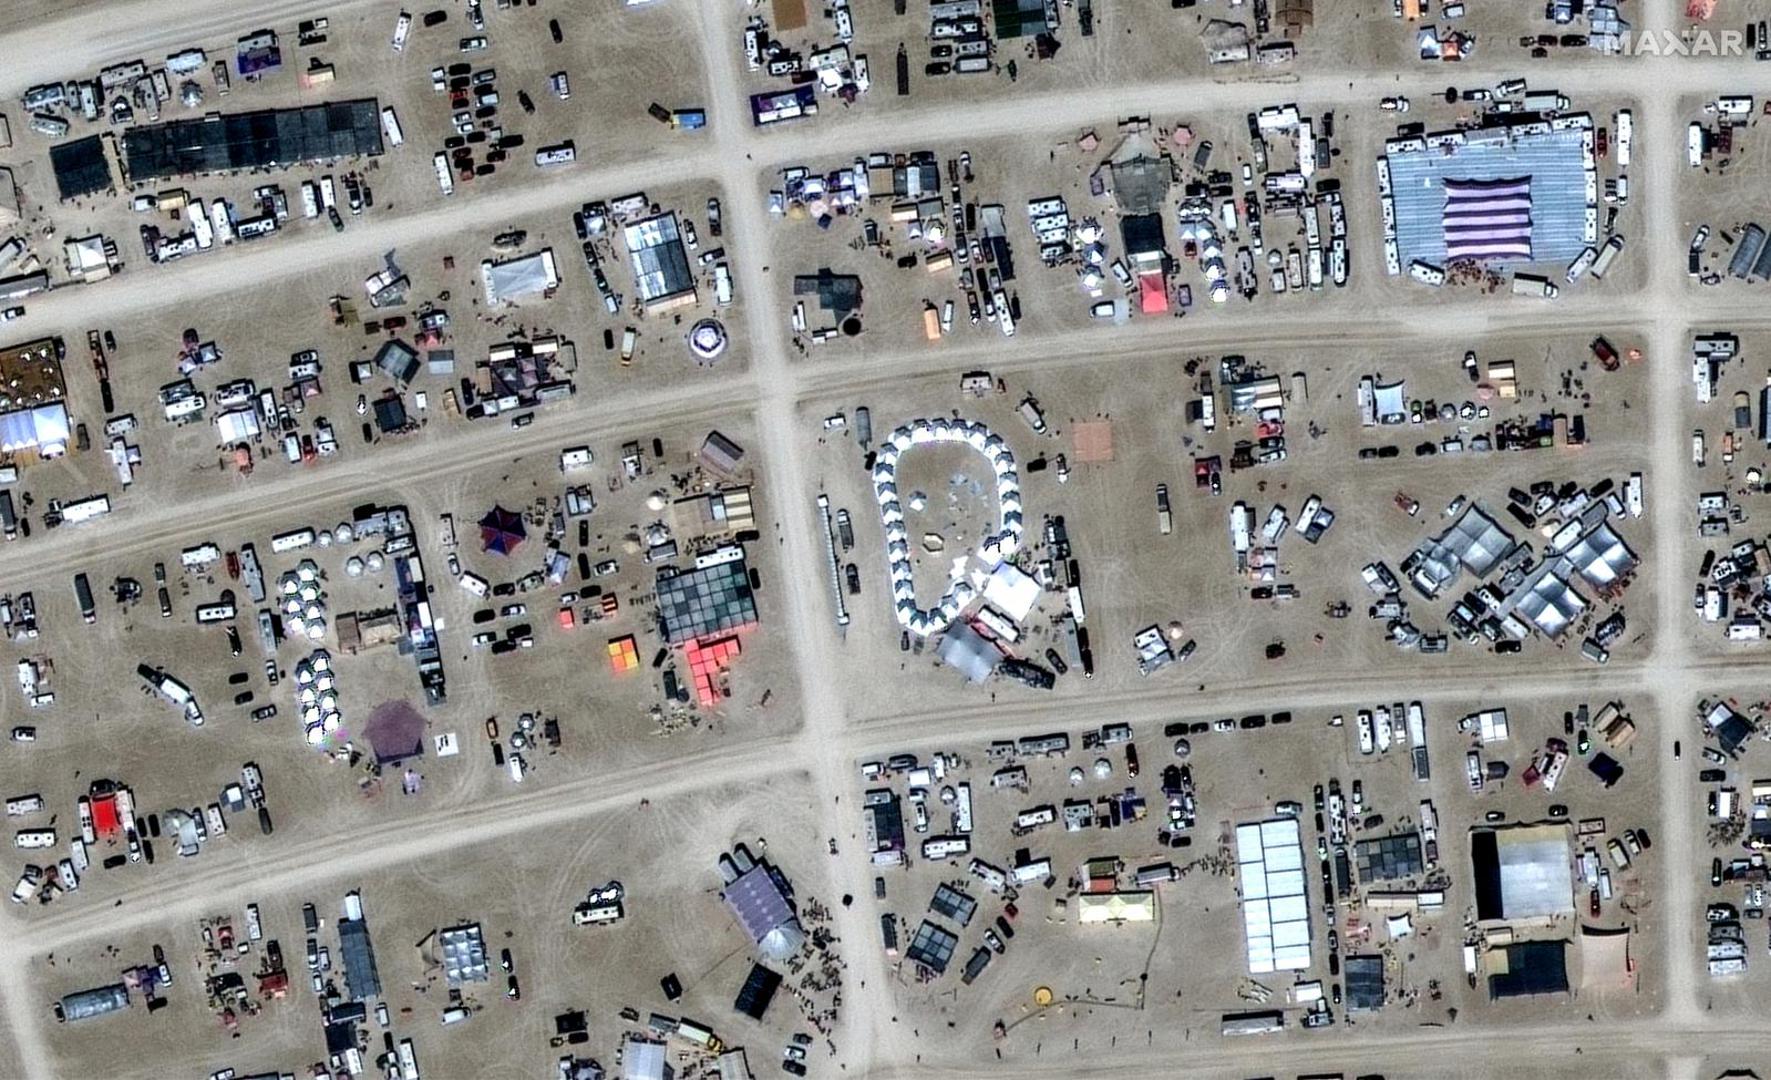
xmin=793 ymin=330 xmax=1653 ymax=725
xmin=848 ymin=689 xmax=1662 ymax=1068
xmin=26 ymin=776 xmax=845 ymax=1080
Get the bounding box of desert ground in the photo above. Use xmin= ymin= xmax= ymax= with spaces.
xmin=0 ymin=0 xmax=1764 ymax=1077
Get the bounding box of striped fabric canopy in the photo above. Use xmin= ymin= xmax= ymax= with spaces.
xmin=1443 ymin=176 xmax=1533 ymax=262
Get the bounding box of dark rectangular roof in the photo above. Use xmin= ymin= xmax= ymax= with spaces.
xmin=1345 ymin=955 xmax=1385 ymax=1011
xmin=993 ymin=0 xmax=1052 ymax=38
xmin=326 ymin=1000 xmax=367 ymax=1024
xmin=1470 ymin=829 xmax=1504 ymax=921
xmin=1355 ymin=832 xmax=1424 ymax=883
xmin=906 ymin=919 xmax=958 ymax=974
xmin=868 ymin=795 xmax=905 ymax=853
xmin=733 ymin=963 xmax=782 ymax=1020
xmin=1488 ymin=940 xmax=1569 ymax=999
xmin=51 ymin=136 xmax=114 ymax=201
xmin=930 ymin=883 xmax=978 ymax=927
xmin=1120 ymin=213 xmax=1168 ymax=259
xmin=373 ymin=339 xmax=420 ymax=383
xmin=1716 ymin=713 xmax=1753 ymax=756
xmin=984 ymin=234 xmax=1016 ymax=283
xmin=792 ymin=270 xmax=862 ymax=313
xmin=122 ymin=100 xmax=382 ymax=183
xmin=338 ymin=917 xmax=382 ymax=1001
xmin=373 ymin=396 xmax=408 ymax=434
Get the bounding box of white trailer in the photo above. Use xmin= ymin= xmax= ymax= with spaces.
xmin=189 ymin=200 xmax=214 ymax=249
xmin=210 ymin=200 xmax=234 ymax=244
xmin=381 ymin=106 xmax=405 ymax=148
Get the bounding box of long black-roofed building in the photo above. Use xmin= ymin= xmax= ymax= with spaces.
xmin=338 ymin=916 xmax=383 ymax=1001
xmin=122 ymin=100 xmax=383 ymax=183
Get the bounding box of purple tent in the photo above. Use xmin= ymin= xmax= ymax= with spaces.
xmin=363 ymin=700 xmax=426 ymax=766
xmin=478 ymin=506 xmax=527 ymax=556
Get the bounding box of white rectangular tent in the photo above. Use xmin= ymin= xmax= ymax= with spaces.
xmin=1237 ymin=818 xmax=1312 ymax=974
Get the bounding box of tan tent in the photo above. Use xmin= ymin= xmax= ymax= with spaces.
xmin=1577 ymin=925 xmax=1634 ymax=992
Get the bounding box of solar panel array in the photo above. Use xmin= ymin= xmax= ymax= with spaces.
xmin=1354 ymin=832 xmax=1425 ymax=883
xmin=655 ymin=557 xmax=757 ymax=644
xmin=1236 ymin=818 xmax=1312 ymax=974
xmin=906 ymin=919 xmax=958 ymax=974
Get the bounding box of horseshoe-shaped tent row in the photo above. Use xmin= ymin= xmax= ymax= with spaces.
xmin=871 ymin=418 xmax=1024 ymax=638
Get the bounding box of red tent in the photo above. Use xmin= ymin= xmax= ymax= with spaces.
xmin=91 ymin=793 xmax=120 ymax=838
xmin=1138 ymin=271 xmax=1169 ymax=315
